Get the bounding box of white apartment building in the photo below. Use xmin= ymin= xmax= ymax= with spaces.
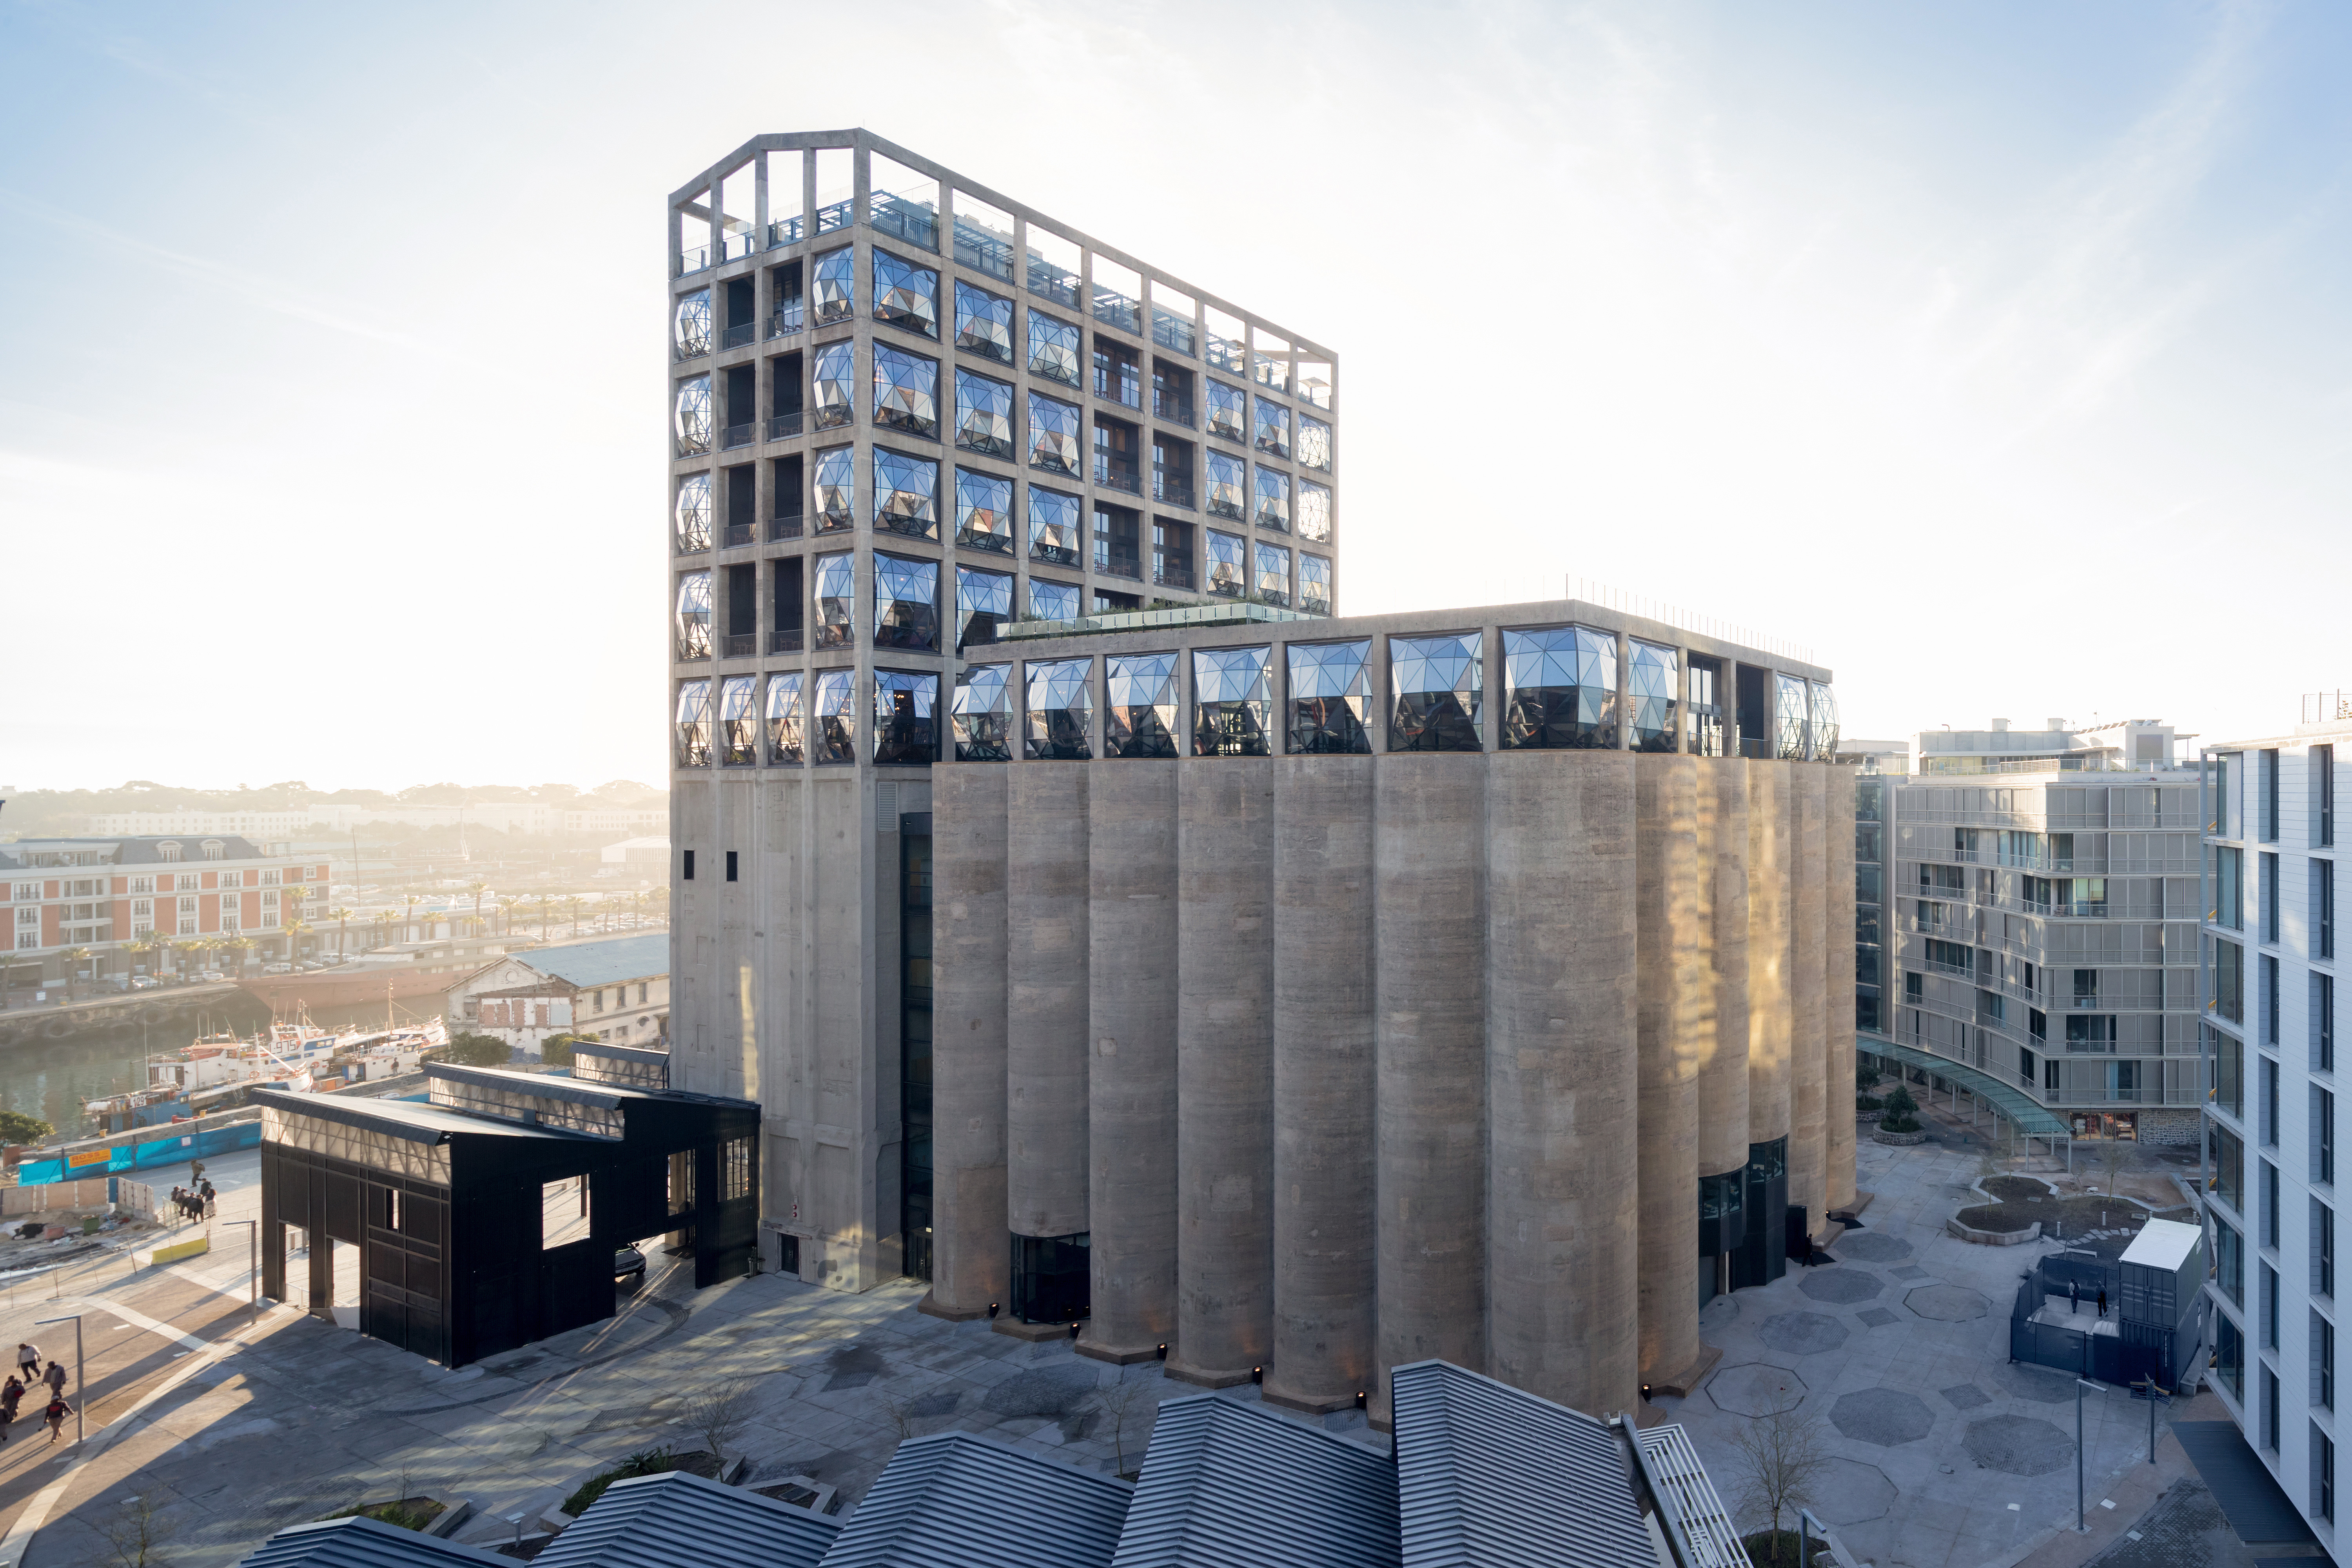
xmin=73 ymin=805 xmax=668 ymax=838
xmin=2201 ymin=698 xmax=2349 ymax=1545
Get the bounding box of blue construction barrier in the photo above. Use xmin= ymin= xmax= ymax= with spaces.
xmin=16 ymin=1119 xmax=261 ymax=1187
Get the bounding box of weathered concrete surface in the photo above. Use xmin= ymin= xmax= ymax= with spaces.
xmin=1699 ymin=760 xmax=1751 ymax=1181
xmin=927 ymin=766 xmax=1007 ymax=1316
xmin=1747 ymin=761 xmax=1791 ymax=1146
xmin=1635 ymin=754 xmax=1703 ymax=1390
xmin=1006 ymin=764 xmax=1090 ymax=1241
xmin=1826 ymin=765 xmax=1860 ymax=1214
xmin=1789 ymin=764 xmax=1828 ymax=1232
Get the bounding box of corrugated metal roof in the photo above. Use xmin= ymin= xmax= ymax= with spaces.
xmin=1389 ymin=1361 xmax=1654 ymax=1568
xmin=239 ymin=1517 xmax=510 ymax=1568
xmin=537 ymin=1470 xmax=839 ymax=1568
xmin=528 ymin=934 xmax=670 ymax=989
xmin=1111 ymin=1395 xmax=1398 ymax=1568
xmin=817 ymin=1431 xmax=1131 ymax=1568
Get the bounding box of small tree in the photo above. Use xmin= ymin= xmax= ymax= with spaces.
xmin=1732 ymin=1396 xmax=1829 ymax=1564
xmin=682 ymin=1377 xmax=758 ymax=1466
xmin=0 ymin=1110 xmax=55 ymax=1145
xmin=1096 ymin=1375 xmax=1154 ymax=1479
xmin=1878 ymin=1084 xmax=1920 ymax=1131
xmin=64 ymin=946 xmax=94 ymax=998
xmin=328 ymin=906 xmax=355 ymax=957
xmin=431 ymin=1033 xmax=511 ymax=1068
xmin=541 ymin=1033 xmax=583 ymax=1068
xmin=93 ymin=1494 xmax=178 ymax=1568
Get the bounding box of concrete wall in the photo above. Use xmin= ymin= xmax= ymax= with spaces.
xmin=930 ymin=766 xmax=1007 ymax=1314
xmin=1635 ymin=754 xmax=1703 ymax=1390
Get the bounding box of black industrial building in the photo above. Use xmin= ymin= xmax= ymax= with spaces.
xmin=256 ymin=1062 xmax=759 ymax=1367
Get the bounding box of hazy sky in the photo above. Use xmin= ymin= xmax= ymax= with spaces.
xmin=5 ymin=0 xmax=2347 ymax=790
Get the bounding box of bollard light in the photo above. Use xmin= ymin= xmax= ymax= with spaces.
xmin=1155 ymin=1343 xmax=1168 ymax=1361
xmin=987 ymin=1302 xmax=999 ymax=1319
xmin=1354 ymin=1391 xmax=1367 ymax=1410
xmin=1250 ymin=1366 xmax=1263 ymax=1385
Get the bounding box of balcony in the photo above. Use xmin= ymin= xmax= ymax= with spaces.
xmin=816 ymin=198 xmax=853 ymax=235
xmin=1095 ymin=550 xmax=1142 ymax=581
xmin=1093 ymin=463 xmax=1142 ymax=496
xmin=1027 ymin=257 xmax=1078 ymax=308
xmin=870 ymin=194 xmax=938 ymax=251
xmin=957 ymin=526 xmax=1014 ymax=555
xmin=1152 ymin=475 xmax=1194 ymax=509
xmin=1154 ymin=563 xmax=1195 ymax=590
xmin=768 ymin=303 xmax=805 ymax=339
xmin=1152 ymin=310 xmax=1196 ymax=357
xmin=1092 ymin=287 xmax=1141 ymax=336
xmin=771 ymin=628 xmax=804 ymax=654
xmin=678 ymin=246 xmax=712 ymax=277
xmin=723 ymin=523 xmax=755 ymax=548
xmin=766 ymin=215 xmax=804 ymax=249
xmin=769 ymin=512 xmax=804 ymax=542
xmin=954 ymin=220 xmax=1014 ymax=279
xmin=1094 ymin=371 xmax=1142 ymax=409
xmin=721 ymin=422 xmax=755 ymax=450
xmin=1031 ymin=541 xmax=1081 ymax=568
xmin=722 ymin=322 xmax=757 ymax=350
xmin=1152 ymin=391 xmax=1194 ymax=427
xmin=768 ymin=412 xmax=803 ymax=441
xmin=721 ymin=633 xmax=756 ymax=658
xmin=722 ymin=230 xmax=757 ymax=263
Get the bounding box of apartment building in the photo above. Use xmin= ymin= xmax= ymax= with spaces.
xmin=2200 ymin=697 xmax=2350 ymax=1547
xmin=3 ymin=835 xmax=332 ymax=986
xmin=75 ymin=806 xmax=668 ymax=837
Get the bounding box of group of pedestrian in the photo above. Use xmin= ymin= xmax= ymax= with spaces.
xmin=9 ymin=1343 xmax=72 ymax=1444
xmin=168 ymin=1178 xmax=216 ymax=1225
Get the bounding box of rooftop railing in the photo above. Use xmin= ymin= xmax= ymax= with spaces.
xmin=678 ymin=245 xmax=712 ymax=277
xmin=722 ymin=322 xmax=757 ymax=350
xmin=954 ymin=220 xmax=1015 ymax=279
xmin=815 ymin=198 xmax=854 ymax=236
xmin=1027 ymin=257 xmax=1079 ymax=308
xmin=869 ymin=194 xmax=938 ymax=251
xmin=766 ymin=215 xmax=805 ymax=249
xmin=1092 ymin=287 xmax=1141 ymax=336
xmin=1152 ymin=310 xmax=1196 ymax=357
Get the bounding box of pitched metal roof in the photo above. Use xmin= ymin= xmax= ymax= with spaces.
xmin=1388 ymin=1361 xmax=1655 ymax=1568
xmin=239 ymin=1517 xmax=510 ymax=1568
xmin=1111 ymin=1395 xmax=1399 ymax=1568
xmin=817 ymin=1431 xmax=1131 ymax=1568
xmin=537 ymin=1470 xmax=839 ymax=1568
xmin=526 ymin=934 xmax=671 ymax=989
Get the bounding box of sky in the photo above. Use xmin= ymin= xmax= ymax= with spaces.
xmin=3 ymin=0 xmax=2348 ymax=790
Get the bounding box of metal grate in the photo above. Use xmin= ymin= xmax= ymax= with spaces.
xmin=1636 ymin=1424 xmax=1752 ymax=1568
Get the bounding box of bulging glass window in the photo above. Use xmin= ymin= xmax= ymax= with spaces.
xmin=813 ymin=445 xmax=855 ymax=531
xmin=956 ymin=564 xmax=1013 ymax=650
xmin=874 ymin=670 xmax=938 ymax=765
xmin=718 ymin=675 xmax=759 ymax=765
xmin=1105 ymin=652 xmax=1179 ymax=758
xmin=1501 ymin=625 xmax=1617 ymax=750
xmin=673 ymin=289 xmax=711 ymax=359
xmin=1629 ymin=639 xmax=1677 ymax=753
xmin=955 ymin=281 xmax=1013 ymax=363
xmin=1193 ymin=645 xmax=1273 ymax=756
xmin=1299 ymin=553 xmax=1332 ymax=615
xmin=955 ymin=468 xmax=1013 ymax=553
xmin=1028 ymin=312 xmax=1081 ymax=385
xmin=812 ymin=670 xmax=857 ymax=764
xmin=1298 ymin=414 xmax=1332 ymax=471
xmin=1254 ymin=541 xmax=1291 ymax=606
xmin=953 ymin=663 xmax=1014 ymax=761
xmin=1253 ymin=468 xmax=1290 ymax=533
xmin=1776 ymin=673 xmax=1811 ymax=759
xmin=1029 ymin=578 xmax=1080 ymax=621
xmin=1029 ymin=486 xmax=1082 ymax=565
xmin=766 ymin=673 xmax=804 ymax=765
xmin=1205 ymin=452 xmax=1247 ymax=521
xmin=1287 ymin=639 xmax=1371 ymax=754
xmin=955 ymin=370 xmax=1013 ymax=459
xmin=1297 ymin=480 xmax=1332 ymax=542
xmin=873 ymin=552 xmax=939 ymax=651
xmin=873 ymin=345 xmax=939 ymax=438
xmin=813 ymin=552 xmax=856 ymax=648
xmin=812 ymin=342 xmax=856 ymax=431
xmin=674 ymin=472 xmax=712 ymax=553
xmin=873 ymin=250 xmax=938 ymax=338
xmin=1205 ymin=381 xmax=1247 ymax=443
xmin=1025 ymin=658 xmax=1093 ymax=760
xmin=873 ymin=448 xmax=938 ymax=539
xmin=1809 ymin=680 xmax=1839 ymax=759
xmin=675 ymin=680 xmax=712 ymax=766
xmin=674 ymin=571 xmax=713 ymax=659
xmin=813 ymin=247 xmax=855 ymax=325
xmin=1252 ymin=396 xmax=1291 ymax=460
xmin=1206 ymin=530 xmax=1246 ymax=597
xmin=1391 ymin=633 xmax=1483 ymax=752
xmin=674 ymin=375 xmax=713 ymax=456
xmin=1028 ymin=393 xmax=1082 ymax=475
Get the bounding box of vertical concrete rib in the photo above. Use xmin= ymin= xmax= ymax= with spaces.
xmin=1081 ymin=761 xmax=1179 ymax=1361
xmin=1826 ymin=766 xmax=1860 ymax=1214
xmin=1486 ymin=750 xmax=1639 ymax=1418
xmin=1007 ymin=764 xmax=1090 ymax=1242
xmin=1172 ymin=760 xmax=1275 ymax=1385
xmin=1747 ymin=761 xmax=1792 ymax=1147
xmin=1374 ymin=753 xmax=1487 ymax=1423
xmin=1635 ymin=753 xmax=1702 ymax=1389
xmin=928 ymin=766 xmax=1008 ymax=1316
xmin=1789 ymin=765 xmax=1828 ymax=1235
xmin=1268 ymin=754 xmax=1377 ymax=1412
xmin=1699 ymin=762 xmax=1751 ymax=1181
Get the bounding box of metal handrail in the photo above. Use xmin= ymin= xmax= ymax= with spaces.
xmin=1154 ymin=564 xmax=1195 ymax=589
xmin=721 ymin=423 xmax=755 ymax=450
xmin=766 ymin=216 xmax=804 ymax=248
xmin=722 ymin=523 xmax=754 ymax=548
xmin=768 ymin=413 xmax=803 ymax=440
xmin=721 ymin=633 xmax=755 ymax=658
xmin=1152 ymin=393 xmax=1195 ymax=426
xmin=1151 ymin=312 xmax=1196 ymax=356
xmin=770 ymin=628 xmax=804 ymax=653
xmin=722 ymin=322 xmax=756 ymax=350
xmin=1094 ymin=467 xmax=1142 ymax=495
xmin=1153 ymin=477 xmax=1195 ymax=508
xmin=769 ymin=514 xmax=803 ymax=542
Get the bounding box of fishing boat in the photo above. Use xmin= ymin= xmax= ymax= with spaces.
xmin=82 ymin=1009 xmax=450 ymax=1135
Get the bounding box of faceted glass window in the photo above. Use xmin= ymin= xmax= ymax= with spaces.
xmin=956 ymin=564 xmax=1013 ymax=650
xmin=812 ymin=669 xmax=857 ymax=764
xmin=675 ymin=679 xmax=712 ymax=767
xmin=1206 ymin=530 xmax=1246 ymax=597
xmin=872 ymin=250 xmax=939 ymax=338
xmin=674 ymin=471 xmax=712 ymax=552
xmin=1029 ymin=486 xmax=1082 ymax=566
xmin=813 ymin=552 xmax=856 ymax=648
xmin=873 ymin=448 xmax=938 ymax=539
xmin=1252 ymin=396 xmax=1291 ymax=460
xmin=1287 ymin=639 xmax=1371 ymax=754
xmin=955 ymin=369 xmax=1014 ymax=460
xmin=1299 ymin=553 xmax=1332 ymax=615
xmin=766 ymin=672 xmax=805 ymax=764
xmin=675 ymin=375 xmax=713 ymax=455
xmin=953 ymin=663 xmax=1014 ymax=761
xmin=1193 ymin=645 xmax=1273 ymax=757
xmin=1297 ymin=479 xmax=1332 ymax=542
xmin=1391 ymin=633 xmax=1483 ymax=753
xmin=1205 ymin=451 xmax=1246 ymax=521
xmin=873 ymin=670 xmax=938 ymax=765
xmin=1029 ymin=392 xmax=1082 ymax=475
xmin=1105 ymin=652 xmax=1179 ymax=758
xmin=1254 ymin=541 xmax=1291 ymax=606
xmin=955 ymin=467 xmax=1013 ymax=553
xmin=813 ymin=445 xmax=855 ymax=532
xmin=1809 ymin=680 xmax=1839 ymax=759
xmin=1628 ymin=638 xmax=1677 ymax=753
xmin=1025 ymin=657 xmax=1093 ymax=760
xmin=873 ymin=345 xmax=939 ymax=438
xmin=674 ymin=571 xmax=713 ymax=659
xmin=673 ymin=289 xmax=711 ymax=358
xmin=718 ymin=675 xmax=759 ymax=765
xmin=812 ymin=341 xmax=856 ymax=431
xmin=955 ymin=280 xmax=1013 ymax=363
xmin=1028 ymin=577 xmax=1080 ymax=622
xmin=813 ymin=247 xmax=855 ymax=325
xmin=873 ymin=552 xmax=938 ymax=651
xmin=1028 ymin=312 xmax=1081 ymax=386
xmin=1776 ymin=673 xmax=1810 ymax=759
xmin=1205 ymin=381 xmax=1247 ymax=443
xmin=1298 ymin=414 xmax=1332 ymax=471
xmin=1501 ymin=625 xmax=1617 ymax=750
xmin=1253 ymin=467 xmax=1290 ymax=533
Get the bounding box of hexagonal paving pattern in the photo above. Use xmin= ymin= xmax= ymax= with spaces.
xmin=1799 ymin=1269 xmax=1885 ymax=1305
xmin=1857 ymin=1307 xmax=1899 ymax=1327
xmin=1835 ymin=1230 xmax=1913 ymax=1263
xmin=1706 ymin=1362 xmax=1811 ymax=1418
xmin=1904 ymin=1283 xmax=1989 ymax=1321
xmin=1830 ymin=1387 xmax=1935 ymax=1446
xmin=1809 ymin=1457 xmax=1898 ymax=1525
xmin=1891 ymin=1264 xmax=1929 ymax=1279
xmin=1758 ymin=1311 xmax=1851 ymax=1356
xmin=1965 ymin=1413 xmax=2076 ymax=1475
xmin=1941 ymin=1383 xmax=1991 ymax=1410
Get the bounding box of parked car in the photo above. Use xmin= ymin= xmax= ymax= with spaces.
xmin=614 ymin=1245 xmax=647 ymax=1282
xmin=261 ymin=962 xmax=294 ymax=974
xmin=129 ymin=975 xmax=160 ymax=990
xmin=195 ymin=969 xmax=228 ymax=982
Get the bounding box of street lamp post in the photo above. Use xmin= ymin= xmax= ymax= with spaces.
xmin=219 ymin=1219 xmax=258 ymax=1324
xmin=2076 ymin=1378 xmax=2102 ymax=1532
xmin=33 ymin=1313 xmax=83 ymax=1446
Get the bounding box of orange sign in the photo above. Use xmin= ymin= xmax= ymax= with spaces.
xmin=66 ymin=1149 xmax=112 ymax=1170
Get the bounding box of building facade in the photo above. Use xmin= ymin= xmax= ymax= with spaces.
xmin=665 ymin=132 xmax=1341 ymax=1293
xmin=3 ymin=836 xmax=331 ymax=988
xmin=446 ymin=931 xmax=672 ymax=1054
xmin=2199 ymin=701 xmax=2350 ymax=1549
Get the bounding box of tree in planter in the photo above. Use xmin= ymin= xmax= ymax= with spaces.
xmin=1856 ymin=1063 xmax=1882 ymax=1091
xmin=1878 ymin=1084 xmax=1921 ymax=1132
xmin=681 ymin=1377 xmax=759 ymax=1471
xmin=1731 ymin=1395 xmax=1829 ymax=1565
xmin=94 ymin=1492 xmax=179 ymax=1568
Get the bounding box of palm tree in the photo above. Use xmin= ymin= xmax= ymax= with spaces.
xmin=327 ymin=906 xmax=355 ymax=958
xmin=401 ymin=893 xmax=423 ymax=944
xmin=468 ymin=880 xmax=490 ymax=938
xmin=227 ymin=935 xmax=258 ymax=972
xmin=561 ymin=896 xmax=585 ymax=940
xmin=283 ymin=916 xmax=312 ymax=964
xmin=535 ymin=894 xmax=555 ymax=941
xmin=495 ymin=896 xmax=519 ymax=938
xmin=63 ymin=946 xmax=94 ymax=1000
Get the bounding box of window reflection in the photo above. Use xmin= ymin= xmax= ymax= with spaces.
xmin=675 ymin=472 xmax=712 ymax=553
xmin=873 ymin=345 xmax=938 ymax=437
xmin=953 ymin=663 xmax=1014 ymax=761
xmin=955 ymin=467 xmax=1013 ymax=553
xmin=1206 ymin=530 xmax=1245 ymax=597
xmin=675 ymin=680 xmax=712 ymax=767
xmin=1025 ymin=657 xmax=1093 ymax=759
xmin=1029 ymin=486 xmax=1082 ymax=565
xmin=813 ymin=247 xmax=854 ymax=325
xmin=873 ymin=553 xmax=938 ymax=651
xmin=1253 ymin=467 xmax=1290 ymax=533
xmin=955 ymin=564 xmax=1012 ymax=651
xmin=1776 ymin=673 xmax=1810 ymax=760
xmin=1028 ymin=312 xmax=1081 ymax=385
xmin=1297 ymin=479 xmax=1331 ymax=542
xmin=674 ymin=571 xmax=713 ymax=659
xmin=1501 ymin=625 xmax=1617 ymax=750
xmin=1809 ymin=680 xmax=1839 ymax=759
xmin=812 ymin=342 xmax=855 ymax=431
xmin=954 ymin=281 xmax=1013 ymax=363
xmin=1252 ymin=396 xmax=1290 ymax=460
xmin=1391 ymin=633 xmax=1482 ymax=752
xmin=718 ymin=675 xmax=758 ymax=765
xmin=673 ymin=289 xmax=711 ymax=358
xmin=1205 ymin=451 xmax=1246 ymax=521
xmin=1192 ymin=645 xmax=1272 ymax=756
xmin=812 ymin=670 xmax=857 ymax=764
xmin=813 ymin=552 xmax=855 ymax=648
xmin=1628 ymin=638 xmax=1677 ymax=753
xmin=1287 ymin=640 xmax=1370 ymax=754
xmin=675 ymin=375 xmax=713 ymax=455
xmin=1299 ymin=554 xmax=1332 ymax=615
xmin=871 ymin=448 xmax=938 ymax=539
xmin=955 ymin=370 xmax=1014 ymax=460
xmin=1205 ymin=381 xmax=1246 ymax=443
xmin=1029 ymin=393 xmax=1082 ymax=475
xmin=872 ymin=250 xmax=938 ymax=338
xmin=813 ymin=446 xmax=855 ymax=532
xmin=766 ymin=673 xmax=804 ymax=764
xmin=1254 ymin=541 xmax=1290 ymax=606
xmin=1104 ymin=652 xmax=1179 ymax=758
xmin=873 ymin=670 xmax=937 ymax=765
xmin=1028 ymin=578 xmax=1080 ymax=621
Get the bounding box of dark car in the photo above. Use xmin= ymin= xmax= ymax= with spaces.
xmin=615 ymin=1245 xmax=647 ymax=1282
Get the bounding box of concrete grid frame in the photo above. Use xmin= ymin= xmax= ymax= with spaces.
xmin=664 ymin=132 xmax=1340 ymax=1297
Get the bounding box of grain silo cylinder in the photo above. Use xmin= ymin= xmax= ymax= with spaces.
xmin=1007 ymin=764 xmax=1091 ymax=1243
xmin=1698 ymin=760 xmax=1751 ymax=1182
xmin=929 ymin=765 xmax=1009 ymax=1316
xmin=1635 ymin=753 xmax=1703 ymax=1392
xmin=1826 ymin=765 xmax=1860 ymax=1214
xmin=1748 ymin=761 xmax=1792 ymax=1146
xmin=1788 ymin=764 xmax=1829 ymax=1237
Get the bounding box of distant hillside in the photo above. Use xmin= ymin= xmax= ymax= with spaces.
xmin=0 ymin=780 xmax=666 ymax=839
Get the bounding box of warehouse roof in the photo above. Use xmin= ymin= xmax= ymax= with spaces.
xmin=1111 ymin=1395 xmax=1398 ymax=1568
xmin=534 ymin=1471 xmax=837 ymax=1568
xmin=240 ymin=1517 xmax=508 ymax=1568
xmin=527 ymin=933 xmax=670 ymax=988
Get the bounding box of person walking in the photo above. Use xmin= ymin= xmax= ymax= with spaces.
xmin=200 ymin=1179 xmax=217 ymax=1218
xmin=42 ymin=1362 xmax=65 ymax=1398
xmin=16 ymin=1343 xmax=38 ymax=1380
xmin=2 ymin=1375 xmax=22 ymax=1424
xmin=2069 ymin=1279 xmax=2080 ymax=1315
xmin=42 ymin=1396 xmax=71 ymax=1444
xmin=2097 ymin=1287 xmax=2109 ymax=1319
